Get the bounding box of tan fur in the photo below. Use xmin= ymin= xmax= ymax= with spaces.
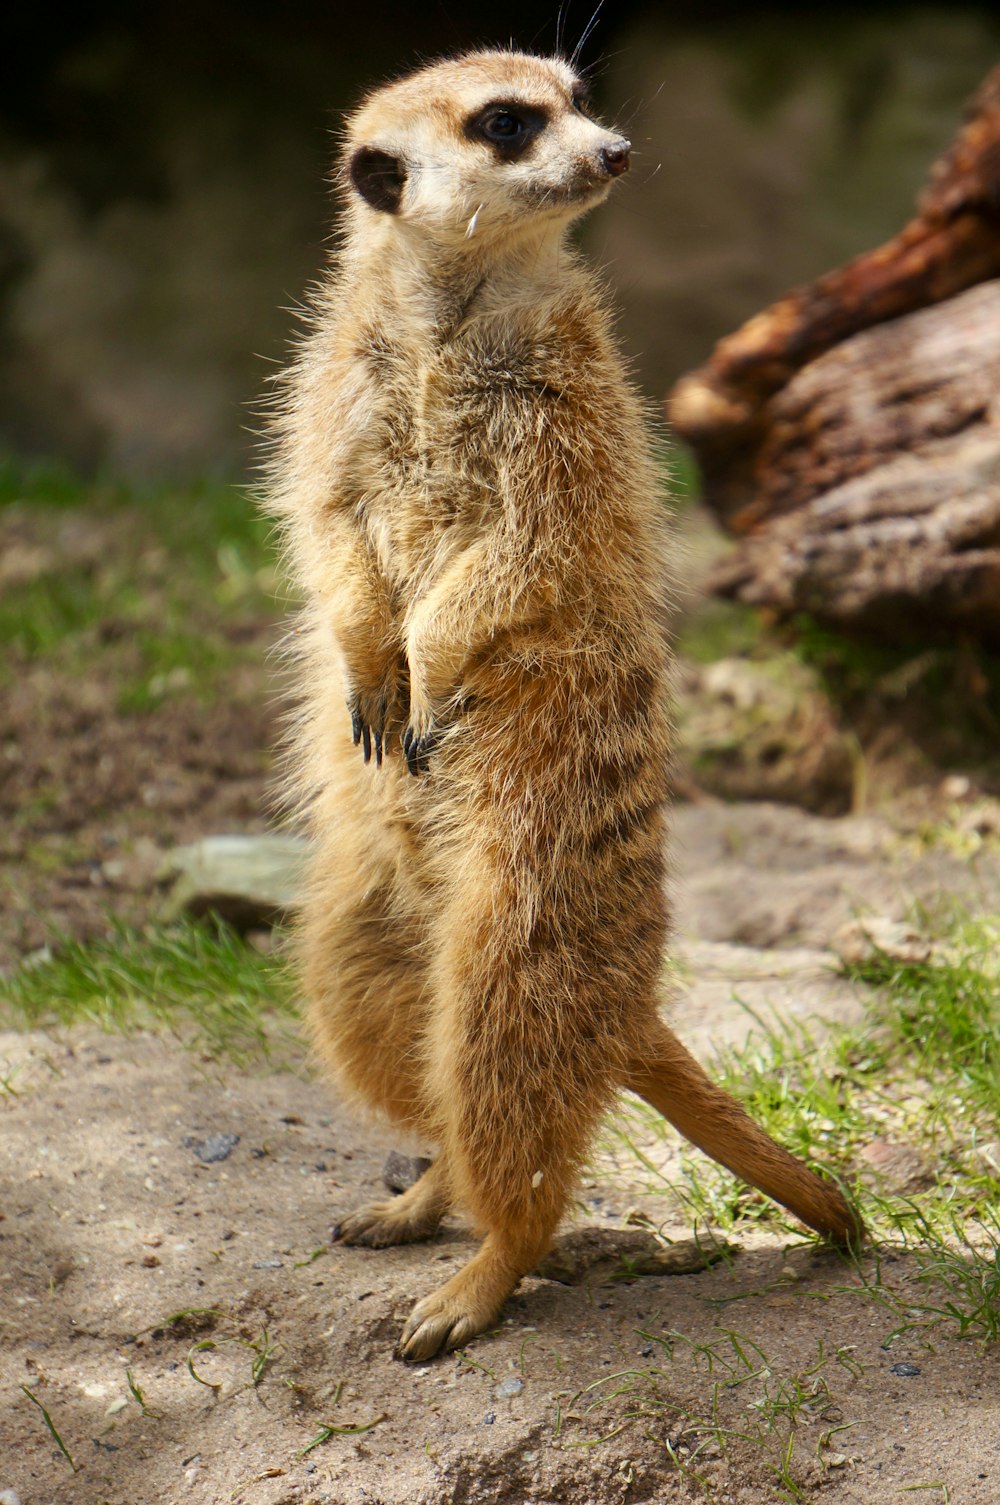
xmin=266 ymin=50 xmax=860 ymax=1362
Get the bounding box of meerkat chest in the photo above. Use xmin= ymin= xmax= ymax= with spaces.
xmin=347 ymin=326 xmax=498 ymax=584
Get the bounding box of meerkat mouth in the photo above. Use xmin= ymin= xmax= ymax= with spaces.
xmin=517 ymin=174 xmax=614 ymax=215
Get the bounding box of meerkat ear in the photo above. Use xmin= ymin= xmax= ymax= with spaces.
xmin=349 ymin=147 xmax=407 ymax=213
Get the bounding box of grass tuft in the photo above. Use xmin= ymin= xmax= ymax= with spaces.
xmin=0 ymin=920 xmax=300 ymax=1067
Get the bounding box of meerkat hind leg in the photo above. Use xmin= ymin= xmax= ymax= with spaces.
xmin=627 ymin=1021 xmax=862 ymax=1245
xmin=335 ymin=1157 xmax=451 ymax=1249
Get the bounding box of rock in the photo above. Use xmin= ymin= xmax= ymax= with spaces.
xmin=889 ymin=1362 xmax=921 ymax=1377
xmin=159 ymin=833 xmax=309 ymax=930
xmin=382 ymin=1152 xmax=433 ymax=1194
xmin=534 ymin=1226 xmax=732 ymax=1285
xmin=184 ymin=1132 xmax=240 ymax=1164
xmin=495 ymin=1377 xmax=524 ymax=1399
xmin=676 ymin=657 xmax=855 ymax=815
xmin=834 ymin=918 xmax=933 ymax=967
xmin=858 ymin=1138 xmax=932 ymax=1194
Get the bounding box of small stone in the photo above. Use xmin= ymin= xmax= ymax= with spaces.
xmin=0 ymin=1489 xmax=23 ymax=1505
xmin=382 ymin=1151 xmax=433 ymax=1194
xmin=252 ymin=1258 xmax=284 ymax=1270
xmin=889 ymin=1362 xmax=921 ymax=1377
xmin=834 ymin=917 xmax=932 ymax=967
xmin=495 ymin=1377 xmax=524 ymax=1399
xmin=105 ymin=1397 xmax=128 ymax=1415
xmin=859 ymin=1139 xmax=930 ymax=1194
xmin=142 ymin=1254 xmax=160 ymax=1268
xmin=184 ymin=1133 xmax=240 ymax=1164
xmin=482 ymin=1412 xmax=496 ymax=1425
xmin=825 ymin=1453 xmax=849 ymax=1468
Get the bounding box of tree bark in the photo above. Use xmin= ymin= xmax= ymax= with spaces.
xmin=666 ymin=66 xmax=1000 ymax=640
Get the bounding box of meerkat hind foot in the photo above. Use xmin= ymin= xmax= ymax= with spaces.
xmin=397 ymin=1240 xmax=520 ymax=1361
xmin=335 ymin=1163 xmax=450 ymax=1249
xmin=397 ymin=1264 xmax=512 ymax=1360
xmin=334 ymin=1197 xmax=443 ymax=1249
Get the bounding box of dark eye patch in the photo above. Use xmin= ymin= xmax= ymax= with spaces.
xmin=463 ymin=101 xmax=549 ymax=161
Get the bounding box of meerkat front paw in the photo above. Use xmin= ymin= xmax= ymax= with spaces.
xmin=347 ymin=678 xmax=406 ymax=767
xmin=401 ymin=722 xmax=438 ymax=777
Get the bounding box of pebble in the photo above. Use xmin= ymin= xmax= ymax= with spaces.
xmin=0 ymin=1490 xmax=22 ymax=1505
xmin=252 ymin=1258 xmax=284 ymax=1270
xmin=495 ymin=1377 xmax=524 ymax=1399
xmin=382 ymin=1151 xmax=433 ymax=1193
xmin=184 ymin=1133 xmax=240 ymax=1164
xmin=889 ymin=1362 xmax=921 ymax=1377
xmin=482 ymin=1412 xmax=496 ymax=1425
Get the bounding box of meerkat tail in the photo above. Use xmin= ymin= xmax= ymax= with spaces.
xmin=625 ymin=1022 xmax=862 ymax=1245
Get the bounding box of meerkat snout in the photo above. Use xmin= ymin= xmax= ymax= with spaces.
xmin=600 ymin=139 xmax=631 ymax=177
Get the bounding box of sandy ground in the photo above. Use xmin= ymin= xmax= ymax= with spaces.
xmin=3 ymin=804 xmax=999 ymax=1505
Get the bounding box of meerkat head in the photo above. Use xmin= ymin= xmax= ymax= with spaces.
xmin=343 ymin=51 xmax=631 ymax=248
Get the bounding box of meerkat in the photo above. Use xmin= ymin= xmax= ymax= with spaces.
xmin=266 ymin=49 xmax=860 ymax=1363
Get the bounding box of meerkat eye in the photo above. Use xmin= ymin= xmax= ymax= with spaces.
xmin=572 ymin=92 xmax=591 ymax=116
xmin=486 ymin=110 xmax=525 ymax=139
xmin=465 ymin=101 xmax=548 ymax=160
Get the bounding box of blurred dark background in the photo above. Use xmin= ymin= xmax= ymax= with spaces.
xmin=3 ymin=1 xmax=998 ymax=478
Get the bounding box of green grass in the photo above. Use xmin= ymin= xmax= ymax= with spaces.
xmin=0 ymin=920 xmax=301 ymax=1067
xmin=612 ymin=916 xmax=999 ymax=1236
xmin=844 ymin=918 xmax=1000 ymax=1130
xmin=0 ymin=457 xmax=285 ymax=702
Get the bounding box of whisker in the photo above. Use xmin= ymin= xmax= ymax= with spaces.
xmin=571 ymin=0 xmax=606 ymax=68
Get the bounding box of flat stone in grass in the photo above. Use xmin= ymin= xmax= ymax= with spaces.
xmin=159 ymin=833 xmax=308 ymax=930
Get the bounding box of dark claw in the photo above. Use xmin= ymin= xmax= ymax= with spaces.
xmin=374 ymin=731 xmax=383 ymax=768
xmin=362 ymin=725 xmax=372 ymax=764
xmin=404 ymin=726 xmax=437 ymax=777
xmin=351 ymin=709 xmax=363 ymax=746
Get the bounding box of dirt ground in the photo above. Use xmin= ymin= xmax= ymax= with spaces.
xmin=4 ymin=500 xmax=1000 ymax=1503
xmin=3 ymin=800 xmax=1000 ymax=1505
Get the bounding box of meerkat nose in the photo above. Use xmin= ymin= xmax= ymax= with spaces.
xmin=600 ymin=141 xmax=631 ymax=177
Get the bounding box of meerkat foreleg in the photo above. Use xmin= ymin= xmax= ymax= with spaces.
xmin=402 ymin=538 xmax=554 ymax=772
xmin=319 ymin=519 xmax=404 ymax=764
xmin=624 ymin=1022 xmax=862 ymax=1245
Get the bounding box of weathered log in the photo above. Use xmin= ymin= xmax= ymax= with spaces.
xmin=708 ymin=283 xmax=1000 ymax=636
xmin=666 ymin=66 xmax=1000 ymax=640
